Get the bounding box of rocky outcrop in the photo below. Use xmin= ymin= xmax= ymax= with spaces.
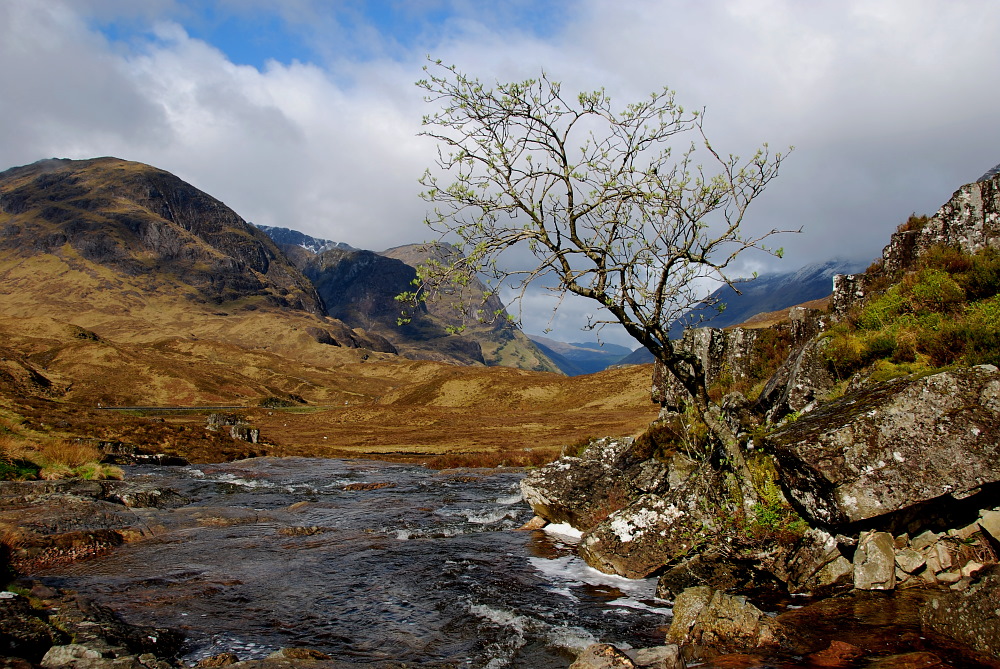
xmin=833 ymin=170 xmax=1000 ymax=316
xmin=0 ymin=479 xmax=182 ymax=571
xmin=754 ymin=308 xmax=836 ymax=422
xmin=207 ymin=413 xmax=260 ymax=445
xmin=765 ymin=365 xmax=1000 ymax=528
xmin=520 ymin=438 xmax=670 ymax=533
xmin=652 ymin=328 xmax=762 ymax=411
xmin=0 ymin=584 xmax=182 ymax=668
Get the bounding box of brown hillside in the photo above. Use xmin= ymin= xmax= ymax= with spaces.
xmin=0 ymin=316 xmax=658 ymax=463
xmin=0 ymin=158 xmax=659 ymax=465
xmin=0 ymin=158 xmax=394 ymax=364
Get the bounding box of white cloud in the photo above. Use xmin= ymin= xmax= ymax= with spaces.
xmin=1 ymin=0 xmax=1000 ymax=345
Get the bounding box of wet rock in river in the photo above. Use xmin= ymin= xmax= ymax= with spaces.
xmin=665 ymin=586 xmax=787 ymax=651
xmin=520 ymin=438 xmax=669 ymax=534
xmin=0 ymin=592 xmax=66 ymax=664
xmin=922 ymin=564 xmax=1000 ymax=660
xmin=655 ymin=550 xmax=779 ymax=601
xmin=569 ymin=643 xmax=637 ymax=668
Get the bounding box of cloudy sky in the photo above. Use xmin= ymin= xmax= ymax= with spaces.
xmin=2 ymin=0 xmax=999 ymax=346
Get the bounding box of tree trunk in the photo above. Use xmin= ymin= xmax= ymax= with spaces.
xmin=698 ymin=397 xmax=760 ymax=509
xmin=659 ymin=349 xmax=760 ymax=510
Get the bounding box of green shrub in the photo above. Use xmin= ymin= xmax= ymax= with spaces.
xmin=907 ymin=269 xmax=965 ymax=312
xmin=956 ymin=247 xmax=1000 ymax=300
xmin=857 ymin=286 xmax=908 ymax=330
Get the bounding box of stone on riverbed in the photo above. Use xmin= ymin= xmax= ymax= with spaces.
xmin=665 ymin=586 xmax=787 ymax=650
xmin=569 ymin=643 xmax=637 ymax=668
xmin=853 ymin=531 xmax=896 ymax=591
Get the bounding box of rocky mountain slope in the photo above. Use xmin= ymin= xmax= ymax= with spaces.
xmin=0 ymin=157 xmax=394 ymax=364
xmin=260 ymin=227 xmax=560 ymax=370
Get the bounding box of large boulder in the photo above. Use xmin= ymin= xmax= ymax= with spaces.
xmin=765 ymin=366 xmax=1000 ymax=527
xmin=520 ymin=438 xmax=669 ymax=533
xmin=578 ymin=471 xmax=721 ymax=579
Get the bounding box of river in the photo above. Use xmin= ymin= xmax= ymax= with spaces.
xmin=37 ymin=457 xmax=671 ymax=667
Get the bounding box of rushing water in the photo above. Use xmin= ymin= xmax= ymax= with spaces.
xmin=37 ymin=457 xmax=671 ymax=667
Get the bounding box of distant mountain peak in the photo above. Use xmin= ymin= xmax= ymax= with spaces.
xmin=254 ymin=224 xmax=353 ymax=255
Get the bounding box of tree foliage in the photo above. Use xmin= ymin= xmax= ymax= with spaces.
xmin=404 ymin=60 xmax=795 ymax=502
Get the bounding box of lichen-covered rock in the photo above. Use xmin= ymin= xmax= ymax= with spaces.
xmin=770 ymin=527 xmax=853 ymax=595
xmin=520 ymin=438 xmax=669 ymax=533
xmin=569 ymin=643 xmax=638 ymax=669
xmin=853 ymin=531 xmax=895 ymax=590
xmin=922 ymin=564 xmax=1000 ymax=659
xmin=665 ymin=586 xmax=787 ymax=650
xmin=578 ymin=474 xmax=719 ymax=579
xmin=765 ymin=366 xmax=1000 ymax=527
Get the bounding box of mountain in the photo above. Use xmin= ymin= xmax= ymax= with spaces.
xmin=0 ymin=158 xmax=395 ymax=379
xmin=529 ymin=335 xmax=634 ymax=376
xmin=288 ymin=244 xmax=491 ymax=366
xmin=253 ymin=224 xmax=352 ymax=254
xmin=616 ymin=259 xmax=867 ymax=365
xmin=379 ymin=244 xmax=560 ymax=371
xmin=0 ymin=156 xmax=658 ymax=464
xmin=258 ymin=227 xmax=562 ymax=371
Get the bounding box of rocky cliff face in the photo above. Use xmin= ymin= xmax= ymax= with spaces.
xmin=833 ymin=170 xmax=1000 ymax=317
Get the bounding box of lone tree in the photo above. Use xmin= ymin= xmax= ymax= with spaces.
xmin=406 ymin=60 xmax=793 ymax=502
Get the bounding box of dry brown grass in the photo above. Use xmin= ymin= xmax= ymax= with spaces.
xmin=0 ymin=309 xmax=660 ymax=465
xmin=36 ymin=440 xmax=101 ymax=468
